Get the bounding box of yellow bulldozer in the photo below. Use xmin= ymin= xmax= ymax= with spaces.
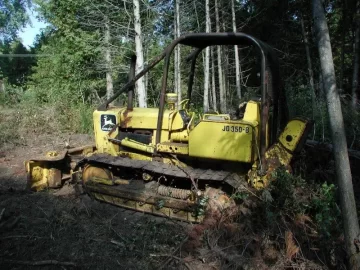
xmin=25 ymin=33 xmax=312 ymax=222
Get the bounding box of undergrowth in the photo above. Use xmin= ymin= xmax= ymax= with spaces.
xmin=184 ymin=167 xmax=345 ymax=270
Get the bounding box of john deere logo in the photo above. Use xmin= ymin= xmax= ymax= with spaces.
xmin=101 ymin=114 xmax=116 ymax=131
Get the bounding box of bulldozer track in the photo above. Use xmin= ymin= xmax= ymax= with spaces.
xmin=77 ymin=154 xmax=233 ymax=182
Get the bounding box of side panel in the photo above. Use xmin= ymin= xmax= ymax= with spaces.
xmin=93 ymin=109 xmax=122 ymax=155
xmin=119 ymin=108 xmax=185 ymax=130
xmin=189 ymin=121 xmax=255 ymax=163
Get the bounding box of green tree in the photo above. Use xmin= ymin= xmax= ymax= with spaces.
xmin=313 ymin=0 xmax=360 ymax=268
xmin=0 ymin=0 xmax=30 ymax=40
xmin=0 ymin=39 xmax=35 ymax=87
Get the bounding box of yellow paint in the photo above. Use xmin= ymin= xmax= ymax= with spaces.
xmin=116 ymin=150 xmax=186 ymax=167
xmin=117 ymin=151 xmax=153 ymax=161
xmin=278 ymin=119 xmax=308 ymax=152
xmin=189 ymin=121 xmax=255 ymax=162
xmin=188 ymin=101 xmax=261 ymax=162
xmin=82 ymin=165 xmax=113 ymax=184
xmin=157 ymin=142 xmax=189 ymax=155
xmin=114 ymin=179 xmax=130 ymax=185
xmin=203 ymin=114 xmax=230 ymax=121
xmin=91 ymin=177 xmax=114 ymax=185
xmin=121 ymin=138 xmax=155 ymax=153
xmin=243 ymin=101 xmax=260 ymax=123
xmin=119 ymin=108 xmax=185 ymax=131
xmin=170 ymin=129 xmax=189 ymax=142
xmin=151 ymin=130 xmax=170 ymax=145
xmin=26 ymin=161 xmax=49 ymax=191
xmin=93 ymin=108 xmax=121 ymax=156
xmin=249 ymin=118 xmax=311 ymax=189
xmin=166 ymin=93 xmax=178 ymax=110
xmin=46 ymin=151 xmax=59 ymax=157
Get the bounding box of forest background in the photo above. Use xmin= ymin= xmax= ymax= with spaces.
xmin=1 ymin=0 xmax=359 ymax=148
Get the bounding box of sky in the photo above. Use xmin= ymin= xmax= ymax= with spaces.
xmin=18 ymin=9 xmax=48 ymax=48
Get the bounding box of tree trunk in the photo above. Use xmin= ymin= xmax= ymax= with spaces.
xmin=231 ymin=0 xmax=241 ymax=99
xmin=203 ymin=0 xmax=210 ymax=112
xmin=352 ymin=0 xmax=360 ymax=109
xmin=104 ymin=17 xmax=113 ymax=103
xmin=0 ymin=80 xmax=4 ymax=93
xmin=300 ymin=16 xmax=316 ymax=118
xmin=133 ymin=0 xmax=147 ymax=108
xmin=221 ymin=13 xmax=229 ymax=105
xmin=174 ymin=0 xmax=181 ymax=108
xmin=339 ymin=0 xmax=348 ymax=93
xmin=211 ymin=47 xmax=217 ymax=111
xmin=215 ymin=0 xmax=226 ymax=113
xmin=312 ymin=1 xmax=360 ymax=268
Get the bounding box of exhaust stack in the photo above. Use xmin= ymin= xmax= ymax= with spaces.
xmin=127 ymin=55 xmax=136 ymax=110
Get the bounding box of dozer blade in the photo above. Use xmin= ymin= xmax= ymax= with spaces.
xmin=25 ymin=145 xmax=96 ymax=191
xmin=249 ymin=118 xmax=314 ymax=188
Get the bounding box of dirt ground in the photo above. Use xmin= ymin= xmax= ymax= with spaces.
xmin=0 ymin=134 xmax=188 ymax=270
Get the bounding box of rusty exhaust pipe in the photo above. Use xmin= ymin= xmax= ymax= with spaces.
xmin=127 ymin=55 xmax=136 ymax=110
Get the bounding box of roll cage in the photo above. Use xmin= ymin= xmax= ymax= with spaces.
xmin=98 ymin=32 xmax=287 ymax=168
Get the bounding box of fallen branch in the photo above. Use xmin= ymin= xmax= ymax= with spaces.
xmin=0 ymin=208 xmax=4 ymax=222
xmin=150 ymin=254 xmax=192 ymax=270
xmin=158 ymin=236 xmax=189 ymax=270
xmin=110 ymin=239 xmax=126 ymax=248
xmin=3 ymin=259 xmax=76 ymax=267
xmin=0 ymin=235 xmax=48 ymax=240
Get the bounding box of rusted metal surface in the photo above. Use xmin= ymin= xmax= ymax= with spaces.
xmin=28 ymin=150 xmax=67 ymax=162
xmin=260 ymin=100 xmax=270 ymax=172
xmin=67 ymin=145 xmax=96 ymax=155
xmin=47 ymin=168 xmax=62 ymax=188
xmin=28 ymin=144 xmax=95 ymax=161
xmin=77 ymin=154 xmax=233 ymax=182
xmin=157 ymin=185 xmax=192 ymax=200
xmin=127 ymin=55 xmax=136 ymax=111
xmin=107 ymin=124 xmax=118 ymax=136
xmin=120 ymin=109 xmax=132 ymax=129
xmin=92 ymin=192 xmax=201 ymax=222
xmin=85 ymin=180 xmax=201 ymax=211
xmin=82 ymin=165 xmax=113 ymax=184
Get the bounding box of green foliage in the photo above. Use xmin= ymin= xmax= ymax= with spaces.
xmin=268 ymin=167 xmax=307 ymax=214
xmin=0 ymin=115 xmax=20 ymax=147
xmin=57 ymin=102 xmax=95 ymax=134
xmin=0 ymin=0 xmax=29 ymax=40
xmin=263 ymin=168 xmax=341 ymax=243
xmin=286 ymin=84 xmax=360 ymax=148
xmin=195 ymin=195 xmax=209 ymax=217
xmin=311 ymin=183 xmax=341 ymax=240
xmin=0 ymin=39 xmax=36 ymax=90
xmin=28 ymin=30 xmax=102 ymax=104
xmin=0 ymin=83 xmax=23 ymax=106
xmin=231 ymin=191 xmax=249 ymax=201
